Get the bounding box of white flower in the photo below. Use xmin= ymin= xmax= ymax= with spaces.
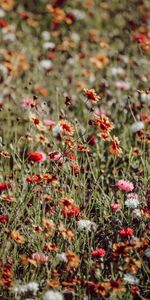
xmin=125 ymin=198 xmax=139 ymax=209
xmin=42 ymin=31 xmax=51 ymax=41
xmin=144 ymin=249 xmax=150 ymax=258
xmin=77 ymin=219 xmax=97 ymax=232
xmin=72 ymin=9 xmax=86 ymax=20
xmin=71 ymin=32 xmax=80 ymax=42
xmin=0 ymin=9 xmax=5 ymax=17
xmin=111 ymin=67 xmax=125 ymax=76
xmin=132 ymin=209 xmax=141 ymax=218
xmin=56 ymin=252 xmax=68 ymax=263
xmin=52 ymin=124 xmax=62 ymax=137
xmin=43 ymin=42 xmax=55 ymax=50
xmin=131 ymin=121 xmax=144 ymax=133
xmin=3 ymin=33 xmax=16 ymax=41
xmin=43 ymin=290 xmax=64 ymax=300
xmin=27 ymin=282 xmax=39 ymax=295
xmin=40 ymin=60 xmax=53 ymax=70
xmin=124 ymin=274 xmax=139 ymax=285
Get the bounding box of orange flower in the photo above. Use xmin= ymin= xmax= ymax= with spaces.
xmin=11 ymin=230 xmax=26 ymax=244
xmin=59 ymin=120 xmax=74 ymax=135
xmin=109 ymin=136 xmax=122 ymax=155
xmin=0 ymin=0 xmax=15 ymax=11
xmin=97 ymin=132 xmax=111 ymax=140
xmin=58 ymin=224 xmax=74 ymax=241
xmin=48 ymin=280 xmax=59 ymax=288
xmin=66 ymin=251 xmax=80 ymax=268
xmin=90 ymin=54 xmax=109 ymax=69
xmin=95 ymin=114 xmax=114 ymax=132
xmin=84 ymin=88 xmax=101 ymax=103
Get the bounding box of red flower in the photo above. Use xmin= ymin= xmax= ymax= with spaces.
xmin=26 ymin=174 xmax=40 ymax=183
xmin=133 ymin=33 xmax=148 ymax=43
xmin=92 ymin=248 xmax=106 ymax=258
xmin=110 ymin=203 xmax=120 ymax=212
xmin=0 ymin=18 xmax=7 ymax=28
xmin=62 ymin=206 xmax=80 ymax=218
xmin=0 ymin=215 xmax=8 ymax=224
xmin=27 ymin=151 xmax=46 ymax=163
xmin=0 ymin=182 xmax=8 ymax=192
xmin=119 ymin=228 xmax=134 ymax=237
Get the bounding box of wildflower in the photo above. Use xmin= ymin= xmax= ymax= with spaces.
xmin=119 ymin=228 xmax=134 ymax=237
xmin=109 ymin=136 xmax=122 ymax=155
xmin=40 ymin=60 xmax=53 ymax=70
xmin=32 ymin=253 xmax=49 ymax=265
xmin=110 ymin=203 xmax=121 ymax=212
xmin=59 ymin=120 xmax=74 ymax=135
xmin=62 ymin=205 xmax=80 ymax=218
xmin=131 ymin=121 xmax=144 ymax=133
xmin=116 ymin=180 xmax=134 ymax=192
xmin=92 ymin=248 xmax=106 ymax=257
xmin=56 ymin=252 xmax=68 ymax=263
xmin=95 ymin=114 xmax=114 ymax=132
xmin=26 ymin=174 xmax=40 ymax=183
xmin=123 ymin=274 xmax=139 ymax=285
xmin=133 ymin=32 xmax=148 ymax=43
xmin=84 ymin=88 xmax=100 ymax=103
xmin=125 ymin=198 xmax=139 ymax=209
xmin=115 ymin=81 xmax=130 ymax=90
xmin=0 ymin=215 xmax=8 ymax=224
xmin=90 ymin=54 xmax=109 ymax=69
xmin=43 ymin=290 xmax=64 ymax=300
xmin=20 ymin=97 xmax=34 ymax=109
xmin=58 ymin=224 xmax=74 ymax=241
xmin=27 ymin=151 xmax=46 ymax=163
xmin=44 ymin=119 xmax=57 ymax=127
xmin=77 ymin=219 xmax=97 ymax=232
xmin=48 ymin=151 xmax=64 ymax=163
xmin=66 ymin=250 xmax=80 ymax=268
xmin=0 ymin=182 xmax=8 ymax=192
xmin=41 ymin=31 xmax=51 ymax=41
xmin=132 ymin=209 xmax=141 ymax=218
xmin=11 ymin=230 xmax=26 ymax=244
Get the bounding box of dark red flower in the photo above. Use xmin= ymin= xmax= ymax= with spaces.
xmin=92 ymin=248 xmax=106 ymax=258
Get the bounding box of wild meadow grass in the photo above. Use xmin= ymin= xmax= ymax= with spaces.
xmin=0 ymin=0 xmax=150 ymax=299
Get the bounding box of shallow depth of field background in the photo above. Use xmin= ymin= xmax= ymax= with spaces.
xmin=0 ymin=0 xmax=150 ymax=300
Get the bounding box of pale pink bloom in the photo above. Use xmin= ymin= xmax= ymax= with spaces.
xmin=48 ymin=151 xmax=64 ymax=163
xmin=115 ymin=81 xmax=130 ymax=90
xmin=94 ymin=107 xmax=109 ymax=117
xmin=32 ymin=253 xmax=49 ymax=264
xmin=43 ymin=119 xmax=57 ymax=127
xmin=21 ymin=97 xmax=34 ymax=109
xmin=110 ymin=203 xmax=121 ymax=212
xmin=127 ymin=193 xmax=138 ymax=200
xmin=116 ymin=180 xmax=134 ymax=192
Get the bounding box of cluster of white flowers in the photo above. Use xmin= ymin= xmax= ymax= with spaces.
xmin=131 ymin=121 xmax=144 ymax=133
xmin=13 ymin=281 xmax=39 ymax=298
xmin=56 ymin=252 xmax=68 ymax=263
xmin=77 ymin=219 xmax=97 ymax=232
xmin=125 ymin=193 xmax=139 ymax=209
xmin=124 ymin=274 xmax=139 ymax=285
xmin=43 ymin=290 xmax=64 ymax=300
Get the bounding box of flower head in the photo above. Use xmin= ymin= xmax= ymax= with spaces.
xmin=116 ymin=180 xmax=134 ymax=192
xmin=27 ymin=151 xmax=46 ymax=163
xmin=92 ymin=248 xmax=106 ymax=258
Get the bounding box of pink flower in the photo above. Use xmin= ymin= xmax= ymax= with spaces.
xmin=116 ymin=180 xmax=134 ymax=192
xmin=32 ymin=253 xmax=49 ymax=264
xmin=110 ymin=203 xmax=121 ymax=212
xmin=92 ymin=248 xmax=106 ymax=258
xmin=48 ymin=151 xmax=64 ymax=163
xmin=27 ymin=151 xmax=47 ymax=163
xmin=119 ymin=227 xmax=134 ymax=237
xmin=115 ymin=81 xmax=130 ymax=90
xmin=127 ymin=193 xmax=138 ymax=200
xmin=20 ymin=97 xmax=34 ymax=109
xmin=43 ymin=119 xmax=57 ymax=127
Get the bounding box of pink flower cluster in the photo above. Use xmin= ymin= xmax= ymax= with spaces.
xmin=116 ymin=180 xmax=134 ymax=192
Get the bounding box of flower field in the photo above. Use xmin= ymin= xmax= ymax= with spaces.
xmin=0 ymin=0 xmax=150 ymax=299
